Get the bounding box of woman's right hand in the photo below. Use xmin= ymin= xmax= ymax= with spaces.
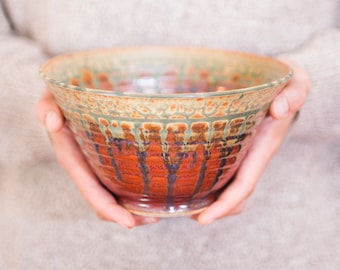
xmin=36 ymin=89 xmax=160 ymax=229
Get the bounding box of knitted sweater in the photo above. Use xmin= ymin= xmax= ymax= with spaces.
xmin=0 ymin=1 xmax=339 ymax=269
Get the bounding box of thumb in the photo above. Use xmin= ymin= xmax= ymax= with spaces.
xmin=36 ymin=89 xmax=64 ymax=132
xmin=270 ymin=59 xmax=311 ymax=119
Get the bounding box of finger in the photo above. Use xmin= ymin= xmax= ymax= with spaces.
xmin=228 ymin=200 xmax=247 ymax=216
xmin=35 ymin=89 xmax=64 ymax=132
xmin=197 ymin=116 xmax=294 ymax=225
xmin=133 ymin=215 xmax=161 ymax=226
xmin=49 ymin=126 xmax=136 ymax=228
xmin=196 ymin=162 xmax=258 ymax=225
xmin=270 ymin=60 xmax=311 ymax=119
xmin=191 ymin=199 xmax=247 ymax=222
xmin=38 ymin=90 xmax=159 ymax=228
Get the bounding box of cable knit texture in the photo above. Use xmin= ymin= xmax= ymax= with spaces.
xmin=0 ymin=1 xmax=339 ymax=269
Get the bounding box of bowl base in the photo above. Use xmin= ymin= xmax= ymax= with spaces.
xmin=119 ymin=195 xmax=215 ymax=218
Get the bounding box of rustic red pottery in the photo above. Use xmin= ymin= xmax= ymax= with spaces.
xmin=40 ymin=47 xmax=293 ymax=217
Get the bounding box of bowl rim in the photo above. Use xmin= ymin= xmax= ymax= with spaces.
xmin=39 ymin=46 xmax=293 ymax=98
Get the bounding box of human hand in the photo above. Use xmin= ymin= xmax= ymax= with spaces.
xmin=195 ymin=59 xmax=311 ymax=225
xmin=36 ymin=89 xmax=160 ymax=228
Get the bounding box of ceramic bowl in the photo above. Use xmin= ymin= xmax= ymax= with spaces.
xmin=40 ymin=47 xmax=292 ymax=217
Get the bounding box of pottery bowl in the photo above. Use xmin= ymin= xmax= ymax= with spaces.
xmin=40 ymin=47 xmax=292 ymax=217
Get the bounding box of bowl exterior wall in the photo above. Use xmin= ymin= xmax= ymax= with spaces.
xmin=47 ymin=83 xmax=284 ymax=216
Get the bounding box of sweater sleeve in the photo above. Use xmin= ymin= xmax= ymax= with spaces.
xmin=278 ymin=28 xmax=340 ymax=142
xmin=0 ymin=5 xmax=54 ymax=166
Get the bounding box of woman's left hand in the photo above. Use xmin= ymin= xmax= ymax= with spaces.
xmin=195 ymin=59 xmax=311 ymax=225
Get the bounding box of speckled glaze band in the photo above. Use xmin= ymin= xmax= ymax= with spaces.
xmin=40 ymin=47 xmax=292 ymax=217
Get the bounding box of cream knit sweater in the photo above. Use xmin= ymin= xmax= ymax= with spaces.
xmin=0 ymin=1 xmax=339 ymax=269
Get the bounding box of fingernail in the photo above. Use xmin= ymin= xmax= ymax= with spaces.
xmin=118 ymin=219 xmax=135 ymax=229
xmin=273 ymin=97 xmax=289 ymax=118
xmin=142 ymin=217 xmax=159 ymax=225
xmin=45 ymin=111 xmax=60 ymax=132
xmin=198 ymin=215 xmax=214 ymax=226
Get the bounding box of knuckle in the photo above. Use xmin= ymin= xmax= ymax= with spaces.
xmin=244 ymin=185 xmax=256 ymax=199
xmin=231 ymin=208 xmax=244 ymax=216
xmin=95 ymin=212 xmax=105 ymax=220
xmin=230 ymin=203 xmax=247 ymax=216
xmin=289 ymin=91 xmax=306 ymax=112
xmin=95 ymin=210 xmax=109 ymax=221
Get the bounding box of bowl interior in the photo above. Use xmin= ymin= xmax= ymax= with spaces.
xmin=41 ymin=47 xmax=291 ymax=95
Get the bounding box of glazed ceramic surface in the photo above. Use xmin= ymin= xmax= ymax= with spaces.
xmin=40 ymin=47 xmax=292 ymax=217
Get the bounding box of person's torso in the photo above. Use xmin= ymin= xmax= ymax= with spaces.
xmin=4 ymin=0 xmax=338 ymax=55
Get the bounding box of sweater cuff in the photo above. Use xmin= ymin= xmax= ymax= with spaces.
xmin=277 ymin=28 xmax=340 ymax=142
